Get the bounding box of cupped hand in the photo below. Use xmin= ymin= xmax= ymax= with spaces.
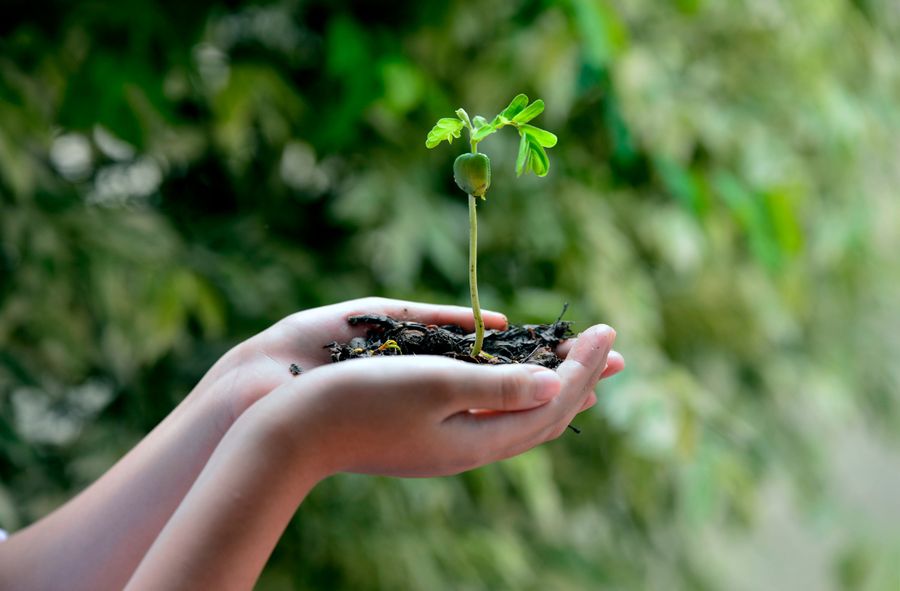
xmin=254 ymin=324 xmax=617 ymax=479
xmin=194 ymin=297 xmax=510 ymax=420
xmin=193 ymin=297 xmax=623 ymax=428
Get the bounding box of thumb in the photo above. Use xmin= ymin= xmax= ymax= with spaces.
xmin=442 ymin=363 xmax=562 ymax=413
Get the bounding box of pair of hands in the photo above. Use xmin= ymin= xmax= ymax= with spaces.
xmin=0 ymin=297 xmax=621 ymax=591
xmin=126 ymin=297 xmax=625 ymax=590
xmin=201 ymin=297 xmax=623 ymax=479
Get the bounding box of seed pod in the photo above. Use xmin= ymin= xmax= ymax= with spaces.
xmin=453 ymin=153 xmax=491 ymax=197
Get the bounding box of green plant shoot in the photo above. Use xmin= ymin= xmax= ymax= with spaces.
xmin=426 ymin=94 xmax=558 ymax=357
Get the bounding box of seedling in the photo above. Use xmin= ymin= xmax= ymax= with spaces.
xmin=425 ymin=94 xmax=557 ymax=357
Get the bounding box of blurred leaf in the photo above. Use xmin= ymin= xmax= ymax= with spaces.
xmin=567 ymin=0 xmax=629 ymax=66
xmin=714 ymin=171 xmax=782 ymax=270
xmin=657 ymin=157 xmax=708 ymax=218
xmin=326 ymin=16 xmax=369 ymax=77
xmin=381 ymin=60 xmax=424 ymax=114
xmin=763 ymin=188 xmax=804 ymax=256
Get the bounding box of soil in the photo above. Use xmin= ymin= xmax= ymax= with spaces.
xmin=325 ymin=308 xmax=574 ymax=369
xmin=321 ymin=307 xmax=581 ymax=433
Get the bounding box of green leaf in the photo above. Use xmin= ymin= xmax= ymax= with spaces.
xmin=435 ymin=117 xmax=464 ymax=132
xmin=512 ymin=99 xmax=545 ymax=124
xmin=471 ymin=114 xmax=497 ymax=142
xmin=520 ymin=124 xmax=558 ymax=148
xmin=527 ymin=135 xmax=550 ymax=176
xmin=455 ymin=108 xmax=472 ymax=130
xmin=500 ymin=94 xmax=529 ymax=120
xmin=472 ymin=125 xmax=498 ymax=142
xmin=425 ymin=117 xmax=464 ymax=148
xmin=515 ymin=134 xmax=530 ymax=177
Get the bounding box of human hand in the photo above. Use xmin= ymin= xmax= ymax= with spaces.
xmin=192 ymin=297 xmax=510 ymax=421
xmin=252 ymin=324 xmax=617 ymax=479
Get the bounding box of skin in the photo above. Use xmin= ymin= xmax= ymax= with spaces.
xmin=0 ymin=298 xmax=622 ymax=591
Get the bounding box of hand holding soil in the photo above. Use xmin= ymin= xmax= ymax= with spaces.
xmin=192 ymin=297 xmax=511 ymax=420
xmin=250 ymin=322 xmax=619 ymax=478
xmin=123 ymin=318 xmax=619 ymax=589
xmin=193 ymin=297 xmax=622 ymax=424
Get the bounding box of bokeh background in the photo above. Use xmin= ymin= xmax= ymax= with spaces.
xmin=3 ymin=0 xmax=900 ymax=588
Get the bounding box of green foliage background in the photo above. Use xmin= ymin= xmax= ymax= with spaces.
xmin=3 ymin=0 xmax=900 ymax=588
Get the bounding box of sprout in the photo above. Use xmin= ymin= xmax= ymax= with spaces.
xmin=425 ymin=94 xmax=557 ymax=357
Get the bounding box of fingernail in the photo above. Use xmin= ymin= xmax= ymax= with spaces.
xmin=531 ymin=368 xmax=561 ymax=401
xmin=603 ymin=325 xmax=617 ymax=341
xmin=590 ymin=325 xmax=616 ymax=350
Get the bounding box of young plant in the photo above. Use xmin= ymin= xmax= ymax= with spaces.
xmin=426 ymin=94 xmax=557 ymax=357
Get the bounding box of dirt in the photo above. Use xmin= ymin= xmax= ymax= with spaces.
xmin=321 ymin=307 xmax=581 ymax=433
xmin=325 ymin=307 xmax=574 ymax=369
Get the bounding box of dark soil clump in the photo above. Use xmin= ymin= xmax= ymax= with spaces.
xmin=326 ymin=312 xmax=574 ymax=369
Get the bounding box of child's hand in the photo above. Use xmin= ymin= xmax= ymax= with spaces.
xmin=193 ymin=297 xmax=510 ymax=421
xmin=250 ymin=324 xmax=617 ymax=479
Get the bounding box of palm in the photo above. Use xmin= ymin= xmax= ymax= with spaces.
xmin=199 ymin=298 xmax=510 ymax=417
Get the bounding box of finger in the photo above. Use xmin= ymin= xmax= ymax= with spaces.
xmin=556 ymin=333 xmax=620 ymax=360
xmin=306 ymin=355 xmax=561 ymax=415
xmin=345 ymin=297 xmax=508 ymax=331
xmin=557 ymin=337 xmax=624 ymax=377
xmin=574 ymin=352 xmax=625 ymax=413
xmin=601 ymin=351 xmax=625 ymax=379
xmin=549 ymin=349 xmax=624 ymax=434
xmin=561 ymin=327 xmax=613 ymax=424
xmin=448 ymin=326 xmax=615 ymax=457
xmin=555 ymin=339 xmax=574 ymax=358
xmin=555 ymin=325 xmax=615 ymax=403
xmin=440 ymin=363 xmax=562 ymax=413
xmin=577 ymin=392 xmax=598 ymax=413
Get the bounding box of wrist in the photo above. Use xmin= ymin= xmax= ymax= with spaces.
xmin=187 ymin=339 xmax=279 ymax=427
xmin=237 ymin=381 xmax=337 ymax=488
xmin=124 ymin=395 xmax=327 ymax=591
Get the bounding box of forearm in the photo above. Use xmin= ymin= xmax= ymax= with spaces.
xmin=124 ymin=401 xmax=324 ymax=591
xmin=0 ymin=378 xmax=237 ymax=591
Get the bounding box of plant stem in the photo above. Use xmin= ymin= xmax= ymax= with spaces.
xmin=468 ymin=192 xmax=484 ymax=357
